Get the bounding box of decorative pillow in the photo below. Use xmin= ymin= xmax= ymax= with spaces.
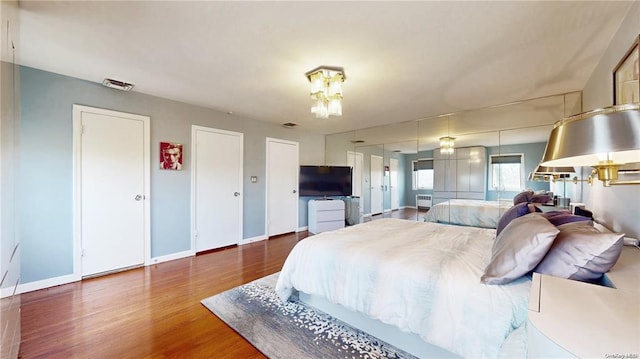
xmin=482 ymin=213 xmax=559 ymax=285
xmin=513 ymin=190 xmax=533 ymax=205
xmin=542 ymin=211 xmax=592 ymax=227
xmin=496 ymin=202 xmax=530 ymax=235
xmin=534 ymin=225 xmax=624 ymax=282
xmin=530 ymin=193 xmax=551 ymax=204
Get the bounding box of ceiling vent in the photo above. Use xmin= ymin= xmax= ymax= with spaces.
xmin=282 ymin=122 xmax=298 ymax=128
xmin=102 ymin=78 xmax=134 ymax=91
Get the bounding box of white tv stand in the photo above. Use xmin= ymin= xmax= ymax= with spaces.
xmin=308 ymin=199 xmax=345 ymax=234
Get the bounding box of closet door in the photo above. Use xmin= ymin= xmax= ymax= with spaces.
xmin=192 ymin=126 xmax=243 ymax=252
xmin=266 ymin=138 xmax=299 ymax=236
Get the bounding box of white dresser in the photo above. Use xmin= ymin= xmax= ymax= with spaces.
xmin=308 ymin=199 xmax=345 ymax=234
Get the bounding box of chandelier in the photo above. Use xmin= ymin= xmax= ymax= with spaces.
xmin=439 ymin=136 xmax=455 ymax=154
xmin=305 ymin=66 xmax=345 ymax=119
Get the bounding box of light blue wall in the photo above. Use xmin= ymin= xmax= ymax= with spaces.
xmin=486 ymin=142 xmax=550 ymax=201
xmin=19 ymin=66 xmax=324 ymax=284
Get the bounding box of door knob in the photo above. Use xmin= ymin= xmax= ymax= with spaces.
xmin=292 ymin=189 xmax=297 ymax=194
xmin=234 ymin=192 xmax=241 ymax=197
xmin=134 ymin=194 xmax=143 ymax=201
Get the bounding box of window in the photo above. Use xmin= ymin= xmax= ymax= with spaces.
xmin=412 ymin=159 xmax=434 ymax=190
xmin=489 ymin=154 xmax=524 ymax=191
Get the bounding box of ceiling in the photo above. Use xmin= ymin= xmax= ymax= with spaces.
xmin=17 ymin=1 xmax=634 ymax=136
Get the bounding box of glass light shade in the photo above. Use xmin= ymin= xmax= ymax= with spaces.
xmin=328 ymin=74 xmax=343 ymax=97
xmin=311 ymin=98 xmax=329 ymax=119
xmin=328 ymin=98 xmax=342 ymax=116
xmin=306 ymin=66 xmax=345 ymax=118
xmin=439 ymin=137 xmax=455 ymax=154
xmin=309 ymin=71 xmax=326 ymax=97
xmin=541 ymin=106 xmax=640 ymax=167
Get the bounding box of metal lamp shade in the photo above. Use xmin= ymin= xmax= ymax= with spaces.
xmin=533 ymin=165 xmax=575 ymax=174
xmin=541 ymin=106 xmax=640 ymax=167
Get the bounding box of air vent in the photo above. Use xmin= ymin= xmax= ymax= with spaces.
xmin=102 ymin=78 xmax=134 ymax=91
xmin=350 ymin=140 xmax=365 ymax=144
xmin=282 ymin=123 xmax=298 ymax=128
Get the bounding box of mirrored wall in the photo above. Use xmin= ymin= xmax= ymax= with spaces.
xmin=325 ymin=91 xmax=583 ymax=222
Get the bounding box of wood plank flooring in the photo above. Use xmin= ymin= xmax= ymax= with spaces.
xmin=18 ymin=209 xmax=422 ymax=358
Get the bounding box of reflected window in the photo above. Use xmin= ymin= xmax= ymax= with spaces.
xmin=489 ymin=154 xmax=524 ymax=191
xmin=412 ymin=159 xmax=434 ymax=190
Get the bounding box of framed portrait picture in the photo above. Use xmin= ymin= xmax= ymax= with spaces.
xmin=160 ymin=142 xmax=183 ymax=170
xmin=613 ymin=35 xmax=639 ymax=105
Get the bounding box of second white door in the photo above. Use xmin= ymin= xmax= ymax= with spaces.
xmin=390 ymin=158 xmax=399 ymax=210
xmin=266 ymin=138 xmax=299 ymax=236
xmin=370 ymin=155 xmax=383 ymax=215
xmin=192 ymin=126 xmax=243 ymax=252
xmin=347 ymin=151 xmax=364 ymax=197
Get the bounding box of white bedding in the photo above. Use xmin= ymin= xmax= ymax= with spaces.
xmin=423 ymin=199 xmax=510 ymax=228
xmin=275 ymin=218 xmax=531 ymax=358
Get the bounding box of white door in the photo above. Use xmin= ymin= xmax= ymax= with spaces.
xmin=266 ymin=138 xmax=299 ymax=236
xmin=347 ymin=151 xmax=363 ymax=197
xmin=73 ymin=105 xmax=150 ymax=277
xmin=370 ymin=155 xmax=383 ymax=215
xmin=390 ymin=158 xmax=399 ymax=210
xmin=192 ymin=126 xmax=243 ymax=252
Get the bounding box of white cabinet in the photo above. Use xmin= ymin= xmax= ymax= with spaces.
xmin=308 ymin=200 xmax=345 ymax=234
xmin=433 ymin=146 xmax=486 ymax=201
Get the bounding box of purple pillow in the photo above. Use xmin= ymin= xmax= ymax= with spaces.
xmin=534 ymin=225 xmax=624 ymax=282
xmin=530 ymin=194 xmax=551 ymax=204
xmin=542 ymin=211 xmax=592 ymax=227
xmin=513 ymin=191 xmax=533 ymax=205
xmin=496 ymin=202 xmax=530 ymax=235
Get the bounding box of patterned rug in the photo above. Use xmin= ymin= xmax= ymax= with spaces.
xmin=201 ymin=273 xmax=417 ymax=359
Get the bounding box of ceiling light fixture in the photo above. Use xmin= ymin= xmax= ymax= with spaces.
xmin=305 ymin=66 xmax=345 ymax=119
xmin=102 ymin=78 xmax=134 ymax=91
xmin=439 ymin=136 xmax=455 ymax=154
xmin=540 ymin=104 xmax=640 ymax=186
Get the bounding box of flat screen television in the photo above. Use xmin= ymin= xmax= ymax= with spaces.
xmin=299 ymin=165 xmax=353 ymax=197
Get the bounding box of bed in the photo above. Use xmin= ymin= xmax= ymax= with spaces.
xmin=275 ymin=218 xmax=532 ymax=358
xmin=422 ymin=199 xmax=511 ymax=228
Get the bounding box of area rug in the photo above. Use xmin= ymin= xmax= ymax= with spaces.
xmin=201 ymin=273 xmax=417 ymax=359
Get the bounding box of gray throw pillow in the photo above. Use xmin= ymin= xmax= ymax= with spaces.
xmin=496 ymin=202 xmax=530 ymax=235
xmin=534 ymin=224 xmax=624 ymax=282
xmin=482 ymin=213 xmax=559 ymax=285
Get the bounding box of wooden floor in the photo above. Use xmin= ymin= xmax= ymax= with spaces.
xmin=18 ymin=209 xmax=423 ymax=358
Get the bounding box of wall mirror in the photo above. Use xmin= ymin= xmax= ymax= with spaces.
xmin=324 ymin=91 xmax=582 ymax=224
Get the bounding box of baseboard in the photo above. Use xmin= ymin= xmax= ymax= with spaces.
xmin=363 ymin=213 xmax=372 ymax=218
xmin=150 ymin=249 xmax=193 ymax=265
xmin=15 ymin=273 xmax=79 ymax=295
xmin=240 ymin=235 xmax=267 ymax=245
xmin=297 ymin=226 xmax=308 ymax=232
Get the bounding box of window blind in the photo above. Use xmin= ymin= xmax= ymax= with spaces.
xmin=491 ymin=154 xmax=522 ymax=164
xmin=413 ymin=159 xmax=433 ymax=171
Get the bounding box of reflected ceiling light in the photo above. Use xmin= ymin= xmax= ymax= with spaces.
xmin=540 ymin=104 xmax=640 ymax=186
xmin=305 ymin=66 xmax=345 ymax=119
xmin=439 ymin=136 xmax=455 ymax=154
